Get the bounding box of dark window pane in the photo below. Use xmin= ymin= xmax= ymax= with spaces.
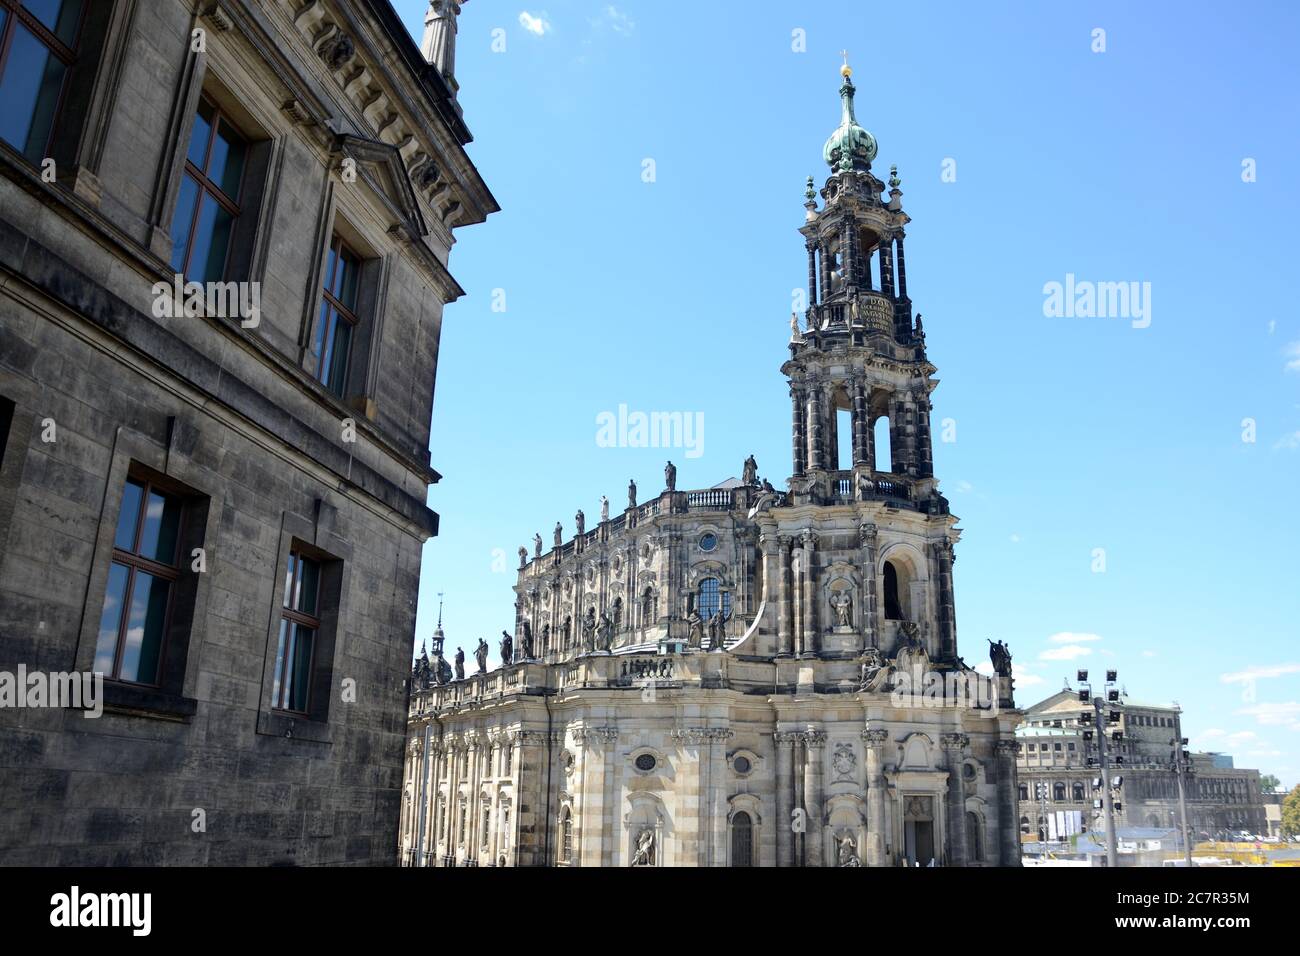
xmin=296 ymin=556 xmax=320 ymax=615
xmin=314 ymin=302 xmax=334 ymax=381
xmin=119 ymin=570 xmax=169 ymax=684
xmin=288 ymin=626 xmax=314 ymax=711
xmin=186 ymin=99 xmax=213 ymax=170
xmin=93 ymin=562 xmax=130 ymax=674
xmin=139 ymin=489 xmax=181 ymax=565
xmin=0 ymin=24 xmax=67 ymax=162
xmin=209 ymin=120 xmax=245 ymax=200
xmin=189 ymin=192 xmax=234 ymax=284
xmin=21 ymin=0 xmax=83 ymax=46
xmin=113 ymin=479 xmax=144 ymax=552
xmin=323 ymin=245 xmax=338 ymax=293
xmin=325 ymin=319 xmax=351 ymax=395
xmin=169 ymin=174 xmax=200 ymax=273
xmin=272 ymin=618 xmax=289 ymax=706
xmin=336 ymin=251 xmax=359 ymax=310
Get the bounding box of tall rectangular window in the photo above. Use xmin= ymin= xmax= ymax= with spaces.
xmin=314 ymin=235 xmax=360 ymax=396
xmin=272 ymin=549 xmax=321 ymax=713
xmin=170 ymin=96 xmax=246 ymax=282
xmin=94 ymin=475 xmax=184 ymax=685
xmin=0 ymin=0 xmax=84 ymax=164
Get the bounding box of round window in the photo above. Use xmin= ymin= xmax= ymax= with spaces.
xmin=635 ymin=753 xmax=657 ymax=772
xmin=733 ymin=755 xmax=752 ymax=775
xmin=699 ymin=533 xmax=717 ymax=552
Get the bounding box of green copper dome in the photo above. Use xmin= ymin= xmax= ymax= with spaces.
xmin=821 ymin=66 xmax=877 ymax=171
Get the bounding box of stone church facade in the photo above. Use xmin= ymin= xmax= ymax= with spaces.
xmin=403 ymin=64 xmax=1022 ymax=867
xmin=0 ymin=1 xmax=494 ymax=864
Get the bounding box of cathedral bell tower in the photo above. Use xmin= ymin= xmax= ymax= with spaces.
xmin=777 ymin=61 xmax=957 ymax=666
xmin=786 ymin=60 xmax=936 ymax=503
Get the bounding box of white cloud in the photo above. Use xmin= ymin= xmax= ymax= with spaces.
xmin=1220 ymin=663 xmax=1300 ymax=684
xmin=955 ymin=480 xmax=973 ymax=494
xmin=1009 ymin=533 xmax=1020 ymax=543
xmin=1274 ymin=431 xmax=1300 ymax=451
xmin=1268 ymin=319 xmax=1276 ymax=335
xmin=1040 ymin=645 xmax=1093 ymax=661
xmin=518 ymin=11 xmax=551 ymax=36
xmin=1286 ymin=340 xmax=1300 ymax=373
xmin=1237 ymin=702 xmax=1300 ymax=729
xmin=1141 ymin=650 xmax=1157 ymax=658
xmin=1047 ymin=632 xmax=1103 ymax=644
xmin=596 ymin=5 xmax=635 ymax=36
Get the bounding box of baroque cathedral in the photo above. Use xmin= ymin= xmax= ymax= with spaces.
xmin=402 ymin=63 xmax=1023 ymax=867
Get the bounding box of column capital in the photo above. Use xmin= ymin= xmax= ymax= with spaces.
xmin=862 ymin=729 xmax=889 ymax=746
xmin=941 ymin=732 xmax=970 ymax=752
xmin=995 ymin=739 xmax=1021 ymax=756
xmin=774 ymin=731 xmax=801 ymax=746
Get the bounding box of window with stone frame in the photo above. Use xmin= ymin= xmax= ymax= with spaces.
xmin=94 ymin=469 xmax=206 ymax=689
xmin=169 ymin=95 xmax=247 ymax=283
xmin=0 ymin=0 xmax=85 ymax=163
xmin=697 ymin=577 xmax=731 ymax=622
xmin=313 ymin=233 xmax=362 ymax=397
xmin=272 ymin=548 xmax=322 ymax=714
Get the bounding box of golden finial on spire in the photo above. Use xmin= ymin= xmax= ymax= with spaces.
xmin=840 ymin=49 xmax=851 ymax=77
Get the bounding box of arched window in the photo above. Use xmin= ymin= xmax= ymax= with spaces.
xmin=1072 ymin=782 xmax=1085 ymax=802
xmin=1018 ymin=784 xmax=1029 ymax=801
xmin=965 ymin=811 xmax=984 ymax=862
xmin=1053 ymin=782 xmax=1066 ymax=802
xmin=559 ymin=808 xmax=573 ymax=863
xmin=697 ymin=577 xmax=731 ymax=621
xmin=883 ymin=560 xmax=905 ymax=620
xmin=1019 ymin=815 xmax=1030 ymax=834
xmin=612 ymin=597 xmax=623 ymax=630
xmin=836 ymin=404 xmax=852 ymax=472
xmin=873 ymin=415 xmax=892 ymax=473
xmin=730 ymin=811 xmax=753 ymax=867
xmin=641 ymin=587 xmax=656 ymax=627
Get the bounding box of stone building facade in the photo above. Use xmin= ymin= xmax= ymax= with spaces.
xmin=0 ymin=0 xmax=494 ymax=864
xmin=1016 ymin=689 xmax=1267 ymax=841
xmin=402 ymin=65 xmax=1022 ymax=868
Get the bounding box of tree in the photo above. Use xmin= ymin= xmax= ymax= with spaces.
xmin=1282 ymin=789 xmax=1300 ymax=841
xmin=1260 ymin=773 xmax=1281 ymax=793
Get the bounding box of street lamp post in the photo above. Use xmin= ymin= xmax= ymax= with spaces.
xmin=1078 ymin=669 xmax=1123 ymax=868
xmin=1170 ymin=736 xmax=1193 ymax=866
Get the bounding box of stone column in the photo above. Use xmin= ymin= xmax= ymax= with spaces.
xmin=801 ymin=530 xmax=817 ymax=656
xmin=895 ymin=236 xmax=907 ymax=298
xmin=708 ymin=729 xmax=731 ymax=866
xmin=942 ymin=733 xmax=969 ymax=866
xmin=932 ymin=541 xmax=956 ymax=660
xmin=777 ymin=535 xmax=794 ymax=657
xmin=859 ymin=524 xmax=878 ymax=649
xmin=863 ymin=729 xmax=888 ymax=866
xmin=775 ymin=732 xmax=796 ymax=866
xmin=819 ymin=240 xmax=831 ymax=303
xmin=804 ymin=731 xmax=826 ymax=867
xmin=806 ymin=387 xmax=824 ymax=473
xmin=880 ymin=237 xmax=895 ymax=299
xmin=791 ymin=386 xmax=807 ymax=476
xmin=852 ymin=381 xmax=868 ymax=466
xmin=996 ymin=740 xmax=1022 ymax=866
xmin=916 ymin=392 xmax=933 ymax=478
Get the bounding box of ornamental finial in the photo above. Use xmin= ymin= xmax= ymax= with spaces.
xmin=840 ymin=49 xmax=851 ymax=77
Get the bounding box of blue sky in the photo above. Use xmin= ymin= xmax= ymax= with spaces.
xmin=394 ymin=1 xmax=1300 ymax=786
